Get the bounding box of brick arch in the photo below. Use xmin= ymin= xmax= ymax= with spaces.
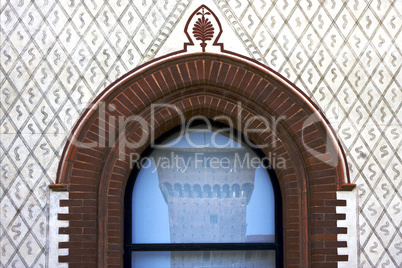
xmin=54 ymin=53 xmax=354 ymax=267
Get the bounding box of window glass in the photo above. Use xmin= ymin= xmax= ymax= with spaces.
xmin=132 ymin=128 xmax=275 ymax=244
xmin=132 ymin=250 xmax=276 ymax=267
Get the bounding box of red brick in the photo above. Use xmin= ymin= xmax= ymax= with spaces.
xmin=145 ymin=74 xmax=163 ymax=98
xmin=58 ymin=213 xmax=82 ymax=221
xmin=208 ymin=61 xmax=221 ymax=83
xmin=186 ymin=61 xmax=198 ymax=85
xmin=169 ymin=65 xmax=184 ymax=89
xmin=216 ymin=62 xmax=229 ymax=86
xmin=178 ymin=62 xmax=191 ymax=87
xmin=137 ymin=79 xmax=156 ymax=102
xmin=60 ymin=227 xmax=83 ymax=235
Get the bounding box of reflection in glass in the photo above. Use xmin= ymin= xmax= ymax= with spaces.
xmin=132 ymin=129 xmax=275 ymax=244
xmin=132 ymin=250 xmax=276 ymax=268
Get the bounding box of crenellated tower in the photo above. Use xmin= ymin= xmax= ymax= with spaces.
xmin=153 ymin=147 xmax=256 ymax=243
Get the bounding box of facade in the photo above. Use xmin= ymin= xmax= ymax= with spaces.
xmin=0 ymin=0 xmax=401 ymax=267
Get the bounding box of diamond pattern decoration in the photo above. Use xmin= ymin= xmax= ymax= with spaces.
xmin=0 ymin=1 xmax=191 ymax=267
xmin=215 ymin=1 xmax=402 ymax=267
xmin=0 ymin=0 xmax=401 ymax=267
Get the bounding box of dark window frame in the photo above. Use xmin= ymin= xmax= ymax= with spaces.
xmin=124 ymin=120 xmax=283 ymax=267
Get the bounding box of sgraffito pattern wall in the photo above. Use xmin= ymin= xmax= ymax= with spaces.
xmin=0 ymin=0 xmax=401 ymax=267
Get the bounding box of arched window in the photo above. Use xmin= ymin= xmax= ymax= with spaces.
xmin=124 ymin=120 xmax=283 ymax=267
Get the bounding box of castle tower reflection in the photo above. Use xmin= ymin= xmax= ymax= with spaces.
xmin=153 ymin=147 xmax=274 ymax=267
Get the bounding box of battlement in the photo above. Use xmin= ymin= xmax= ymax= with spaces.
xmin=153 ymin=147 xmax=257 ymax=198
xmin=152 ymin=147 xmax=259 ymax=243
xmin=159 ymin=182 xmax=254 ymax=202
